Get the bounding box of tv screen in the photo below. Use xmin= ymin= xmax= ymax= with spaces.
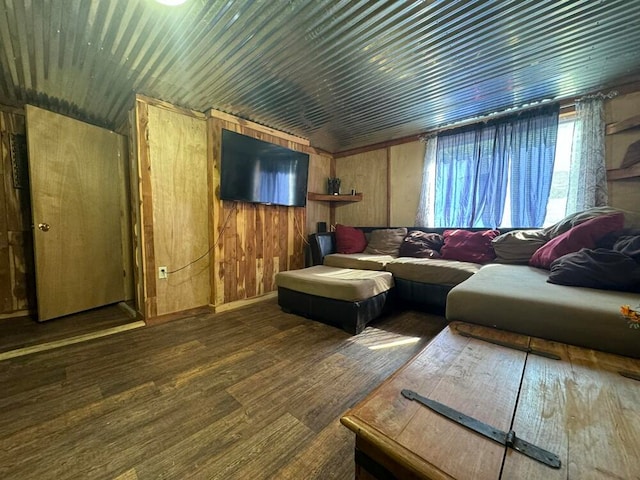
xmin=220 ymin=129 xmax=309 ymax=207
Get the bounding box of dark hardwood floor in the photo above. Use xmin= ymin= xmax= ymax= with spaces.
xmin=0 ymin=299 xmax=446 ymax=480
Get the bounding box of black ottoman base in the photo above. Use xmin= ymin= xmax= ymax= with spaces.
xmin=277 ymin=287 xmax=393 ymax=335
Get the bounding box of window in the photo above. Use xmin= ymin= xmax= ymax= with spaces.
xmin=501 ymin=115 xmax=576 ymax=228
xmin=543 ymin=115 xmax=575 ymax=226
xmin=423 ymin=105 xmax=561 ymax=228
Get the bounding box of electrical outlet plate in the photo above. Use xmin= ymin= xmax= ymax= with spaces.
xmin=158 ymin=267 xmax=168 ymax=279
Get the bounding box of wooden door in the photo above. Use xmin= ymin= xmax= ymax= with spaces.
xmin=26 ymin=105 xmax=125 ymax=321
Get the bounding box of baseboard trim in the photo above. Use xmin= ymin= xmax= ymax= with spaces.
xmin=0 ymin=321 xmax=146 ymax=362
xmin=211 ymin=291 xmax=278 ymax=313
xmin=0 ymin=310 xmax=32 ymax=320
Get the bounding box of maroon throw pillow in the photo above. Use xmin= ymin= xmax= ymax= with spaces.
xmin=440 ymin=229 xmax=500 ymax=264
xmin=398 ymin=231 xmax=443 ymax=258
xmin=335 ymin=224 xmax=367 ymax=254
xmin=529 ymin=212 xmax=625 ymax=269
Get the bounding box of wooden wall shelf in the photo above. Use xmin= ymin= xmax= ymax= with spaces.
xmin=308 ymin=192 xmax=363 ymax=203
xmin=606 ymin=114 xmax=640 ymax=135
xmin=607 ymin=163 xmax=640 ymax=180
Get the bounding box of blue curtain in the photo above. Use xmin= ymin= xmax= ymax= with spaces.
xmin=435 ymin=129 xmax=479 ymax=227
xmin=433 ymin=104 xmax=559 ymax=228
xmin=509 ymin=108 xmax=559 ymax=227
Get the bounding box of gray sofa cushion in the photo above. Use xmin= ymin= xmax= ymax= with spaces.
xmin=446 ymin=264 xmax=640 ymax=358
xmin=386 ymin=257 xmax=481 ymax=286
xmin=323 ymin=253 xmax=395 ymax=271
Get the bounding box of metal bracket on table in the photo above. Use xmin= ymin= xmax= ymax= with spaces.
xmin=401 ymin=389 xmax=561 ymax=469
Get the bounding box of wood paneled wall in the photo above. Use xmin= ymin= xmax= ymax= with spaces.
xmin=605 ymin=91 xmax=640 ymax=213
xmin=134 ymin=97 xmax=210 ymax=319
xmin=335 ymin=150 xmax=388 ymax=226
xmin=333 ymin=142 xmax=428 ymax=228
xmin=208 ymin=111 xmax=307 ymax=309
xmin=0 ymin=107 xmax=35 ymax=317
xmin=133 ymin=97 xmax=310 ymax=318
xmin=390 ymin=141 xmax=425 ymax=226
xmin=305 ymin=152 xmax=332 ymax=234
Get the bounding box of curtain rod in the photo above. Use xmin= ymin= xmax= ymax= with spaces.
xmin=421 ymin=90 xmax=617 ymax=140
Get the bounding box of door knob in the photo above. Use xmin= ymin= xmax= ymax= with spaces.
xmin=38 ymin=223 xmax=50 ymax=232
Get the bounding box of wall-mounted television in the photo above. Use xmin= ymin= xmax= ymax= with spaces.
xmin=219 ymin=129 xmax=309 ymax=207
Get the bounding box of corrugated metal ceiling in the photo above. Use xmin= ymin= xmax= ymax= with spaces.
xmin=1 ymin=0 xmax=640 ymax=152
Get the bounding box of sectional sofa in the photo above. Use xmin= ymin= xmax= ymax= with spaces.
xmin=301 ymin=209 xmax=640 ymax=359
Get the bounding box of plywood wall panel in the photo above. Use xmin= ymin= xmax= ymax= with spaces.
xmin=335 ymin=150 xmax=388 ymax=227
xmin=136 ymin=101 xmax=158 ymax=319
xmin=306 ymin=152 xmax=332 ymax=233
xmin=605 ymin=91 xmax=640 ymax=213
xmin=209 ymin=113 xmax=307 ymax=307
xmin=146 ymin=103 xmax=209 ymax=317
xmin=390 ymin=141 xmax=425 ymax=226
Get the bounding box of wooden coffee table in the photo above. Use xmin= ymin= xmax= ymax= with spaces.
xmin=341 ymin=322 xmax=640 ymax=479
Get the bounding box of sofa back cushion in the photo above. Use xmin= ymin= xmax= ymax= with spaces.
xmin=364 ymin=228 xmax=408 ymax=256
xmin=398 ymin=231 xmax=443 ymax=258
xmin=335 ymin=224 xmax=367 ymax=254
xmin=491 ymin=229 xmax=549 ymax=264
xmin=529 ymin=212 xmax=624 ymax=269
xmin=440 ymin=229 xmax=500 ymax=264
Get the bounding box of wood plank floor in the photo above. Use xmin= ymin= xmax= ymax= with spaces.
xmin=0 ymin=299 xmax=446 ymax=480
xmin=0 ymin=303 xmax=136 ymax=354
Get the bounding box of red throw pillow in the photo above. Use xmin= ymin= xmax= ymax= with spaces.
xmin=440 ymin=229 xmax=500 ymax=264
xmin=529 ymin=212 xmax=624 ymax=269
xmin=335 ymin=224 xmax=367 ymax=254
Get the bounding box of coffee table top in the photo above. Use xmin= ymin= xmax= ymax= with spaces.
xmin=341 ymin=322 xmax=640 ymax=479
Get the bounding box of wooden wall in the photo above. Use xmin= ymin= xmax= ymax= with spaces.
xmin=134 ymin=97 xmax=210 ymax=319
xmin=133 ymin=97 xmax=310 ymax=318
xmin=605 ymin=91 xmax=640 ymax=213
xmin=335 ymin=149 xmax=389 ymax=226
xmin=208 ymin=111 xmax=307 ymax=310
xmin=333 ymin=141 xmax=427 ymax=228
xmin=0 ymin=106 xmax=34 ymax=317
xmin=390 ymin=141 xmax=425 ymax=226
xmin=305 ymin=151 xmax=332 ymax=234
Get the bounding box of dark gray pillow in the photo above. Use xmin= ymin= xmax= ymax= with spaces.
xmin=398 ymin=231 xmax=443 ymax=258
xmin=548 ymin=248 xmax=640 ymax=292
xmin=613 ymin=235 xmax=640 ymax=261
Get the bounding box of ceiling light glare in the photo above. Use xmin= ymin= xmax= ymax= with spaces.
xmin=154 ymin=0 xmax=189 ymax=6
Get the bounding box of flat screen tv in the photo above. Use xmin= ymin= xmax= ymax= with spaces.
xmin=220 ymin=129 xmax=309 ymax=207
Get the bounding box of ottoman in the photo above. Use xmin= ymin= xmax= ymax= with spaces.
xmin=275 ymin=265 xmax=395 ymax=334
